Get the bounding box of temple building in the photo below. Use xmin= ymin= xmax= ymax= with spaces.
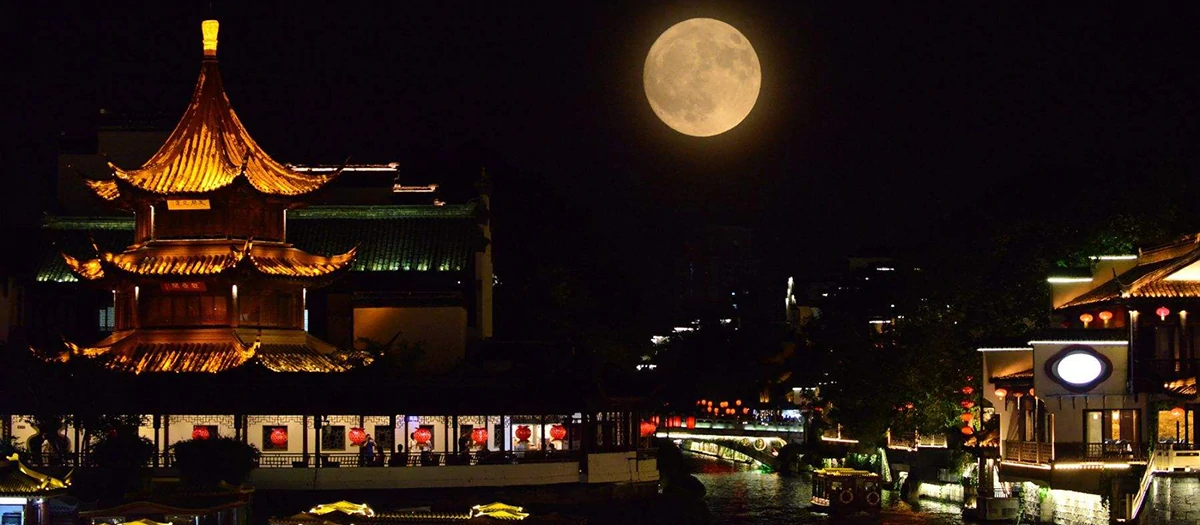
xmin=0 ymin=20 xmax=654 ymax=496
xmin=978 ymin=235 xmax=1200 ymax=523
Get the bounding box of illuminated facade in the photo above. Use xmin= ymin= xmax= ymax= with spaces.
xmin=979 ymin=238 xmax=1200 ymax=520
xmin=0 ymin=20 xmax=655 ymax=495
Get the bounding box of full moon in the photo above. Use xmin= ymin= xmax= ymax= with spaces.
xmin=644 ymin=18 xmax=761 ymax=137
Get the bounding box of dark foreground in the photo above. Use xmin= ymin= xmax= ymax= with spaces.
xmin=251 ymin=456 xmax=968 ymax=525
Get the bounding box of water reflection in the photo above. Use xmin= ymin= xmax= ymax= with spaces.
xmin=688 ymin=456 xmax=965 ymax=524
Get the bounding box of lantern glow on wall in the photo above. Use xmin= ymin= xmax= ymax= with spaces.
xmin=550 ymin=425 xmax=567 ymax=441
xmin=471 ymin=428 xmax=489 ymax=445
xmin=640 ymin=420 xmax=657 ymax=437
xmin=270 ymin=427 xmax=288 ymax=448
xmin=413 ymin=427 xmax=432 ymax=445
xmin=192 ymin=426 xmax=210 ymax=440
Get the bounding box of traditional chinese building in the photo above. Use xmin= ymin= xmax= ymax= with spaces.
xmin=0 ymin=20 xmax=655 ymax=497
xmin=978 ymin=236 xmax=1200 ymax=522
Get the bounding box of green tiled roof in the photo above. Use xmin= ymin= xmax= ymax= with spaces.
xmin=288 ymin=206 xmax=483 ymax=273
xmin=36 ymin=205 xmax=482 ymax=282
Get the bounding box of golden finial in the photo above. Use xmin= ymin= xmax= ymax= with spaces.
xmin=202 ymin=20 xmax=220 ymax=57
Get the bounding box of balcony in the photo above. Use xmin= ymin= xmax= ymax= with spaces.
xmin=1002 ymin=440 xmax=1053 ymax=464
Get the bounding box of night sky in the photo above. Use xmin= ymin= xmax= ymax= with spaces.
xmin=10 ymin=2 xmax=1200 ymax=289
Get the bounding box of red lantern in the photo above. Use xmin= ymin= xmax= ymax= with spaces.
xmin=904 ymin=402 xmax=914 ymax=410
xmin=1099 ymin=311 xmax=1113 ymax=322
xmin=348 ymin=427 xmax=367 ymax=446
xmin=550 ymin=425 xmax=567 ymax=441
xmin=735 ymin=399 xmax=742 ymax=406
xmin=1079 ymin=313 xmax=1094 ymax=325
xmin=961 ymin=413 xmax=974 ymax=423
xmin=961 ymin=386 xmax=975 ymax=395
xmin=1158 ymin=306 xmax=1171 ymax=320
xmin=270 ymin=427 xmax=288 ymax=447
xmin=686 ymin=416 xmax=696 ymax=429
xmin=1172 ymin=407 xmax=1186 ymax=419
xmin=413 ymin=427 xmax=432 ymax=445
xmin=516 ymin=425 xmax=532 ymax=442
xmin=640 ymin=420 xmax=657 ymax=437
xmin=471 ymin=427 xmax=488 ymax=445
xmin=192 ymin=426 xmax=210 ymax=440
xmin=961 ymin=426 xmax=974 ymax=436
xmin=960 ymin=400 xmax=975 ymax=409
xmin=994 ymin=388 xmax=1008 ymax=398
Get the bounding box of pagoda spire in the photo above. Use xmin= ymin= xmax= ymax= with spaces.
xmin=82 ymin=19 xmax=344 ymax=201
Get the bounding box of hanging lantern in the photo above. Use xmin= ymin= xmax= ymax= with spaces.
xmin=904 ymin=402 xmax=914 ymax=410
xmin=1099 ymin=311 xmax=1113 ymax=325
xmin=270 ymin=427 xmax=288 ymax=447
xmin=471 ymin=427 xmax=489 ymax=445
xmin=192 ymin=426 xmax=210 ymax=441
xmin=639 ymin=420 xmax=657 ymax=437
xmin=960 ymin=400 xmax=975 ymax=409
xmin=1158 ymin=306 xmax=1171 ymax=320
xmin=348 ymin=427 xmax=367 ymax=446
xmin=1028 ymin=388 xmax=1035 ymax=397
xmin=961 ymin=426 xmax=974 ymax=436
xmin=516 ymin=425 xmax=532 ymax=442
xmin=995 ymin=388 xmax=1008 ymax=398
xmin=686 ymin=416 xmax=696 ymax=428
xmin=1079 ymin=313 xmax=1094 ymax=326
xmin=961 ymin=413 xmax=974 ymax=423
xmin=735 ymin=399 xmax=742 ymax=406
xmin=962 ymin=386 xmax=975 ymax=395
xmin=550 ymin=425 xmax=567 ymax=441
xmin=413 ymin=427 xmax=432 ymax=445
xmin=720 ymin=401 xmax=729 ymax=408
xmin=707 ymin=401 xmax=713 ymax=407
xmin=1172 ymin=407 xmax=1186 ymax=419
xmin=742 ymin=407 xmax=750 ymax=414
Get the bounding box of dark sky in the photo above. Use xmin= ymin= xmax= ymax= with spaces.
xmin=10 ymin=2 xmax=1200 ymax=283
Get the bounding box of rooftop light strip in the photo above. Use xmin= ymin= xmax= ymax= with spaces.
xmin=1047 ymin=277 xmax=1093 ymax=283
xmin=976 ymin=347 xmax=1033 ymax=352
xmin=1027 ymin=340 xmax=1128 ymax=346
xmin=1089 ymin=255 xmax=1138 ymax=261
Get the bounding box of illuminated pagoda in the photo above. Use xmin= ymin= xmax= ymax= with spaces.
xmin=0 ymin=19 xmax=658 ymax=498
xmin=48 ymin=20 xmax=356 ymax=374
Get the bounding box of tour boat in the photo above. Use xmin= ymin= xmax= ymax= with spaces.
xmin=810 ymin=467 xmax=883 ymax=516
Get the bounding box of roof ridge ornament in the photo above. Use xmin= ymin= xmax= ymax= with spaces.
xmin=202 ymin=20 xmax=219 ymax=58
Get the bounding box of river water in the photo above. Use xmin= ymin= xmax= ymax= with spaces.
xmin=690 ymin=457 xmax=967 ymax=525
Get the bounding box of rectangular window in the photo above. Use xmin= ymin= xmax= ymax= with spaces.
xmin=98 ymin=306 xmax=114 ymax=331
xmin=1157 ymin=409 xmax=1193 ymax=445
xmin=304 ymin=309 xmax=309 ymax=331
xmin=1084 ymin=409 xmax=1140 ymax=459
xmin=322 ymin=425 xmax=346 ymax=451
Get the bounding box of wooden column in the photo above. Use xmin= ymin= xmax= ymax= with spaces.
xmin=162 ymin=415 xmax=171 ymax=466
xmin=452 ymin=415 xmax=459 ymax=455
xmin=443 ymin=416 xmax=449 ymax=454
xmin=389 ymin=414 xmax=397 ymax=454
xmin=302 ymin=416 xmax=310 ymax=465
xmin=152 ymin=415 xmax=162 ymax=467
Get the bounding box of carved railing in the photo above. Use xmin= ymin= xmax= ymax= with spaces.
xmin=1002 ymin=440 xmax=1053 ymax=464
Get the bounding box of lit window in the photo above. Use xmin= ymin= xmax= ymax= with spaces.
xmin=303 ymin=309 xmax=309 ymax=331
xmin=98 ymin=306 xmax=114 ymax=331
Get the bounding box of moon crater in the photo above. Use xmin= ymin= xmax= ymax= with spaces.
xmin=644 ymin=18 xmax=761 ymax=137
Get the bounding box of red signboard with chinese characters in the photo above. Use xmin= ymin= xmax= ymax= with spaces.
xmin=161 ymin=282 xmax=207 ymax=293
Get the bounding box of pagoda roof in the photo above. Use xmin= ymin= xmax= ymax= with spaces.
xmin=49 ymin=328 xmax=356 ymax=374
xmin=0 ymin=453 xmax=71 ymax=497
xmin=59 ymin=239 xmax=356 ymax=283
xmin=36 ymin=206 xmax=481 ymax=282
xmin=84 ymin=21 xmax=340 ymax=202
xmin=1058 ymin=234 xmax=1200 ymax=309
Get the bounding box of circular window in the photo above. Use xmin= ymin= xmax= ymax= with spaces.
xmin=1045 ymin=345 xmax=1113 ymax=392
